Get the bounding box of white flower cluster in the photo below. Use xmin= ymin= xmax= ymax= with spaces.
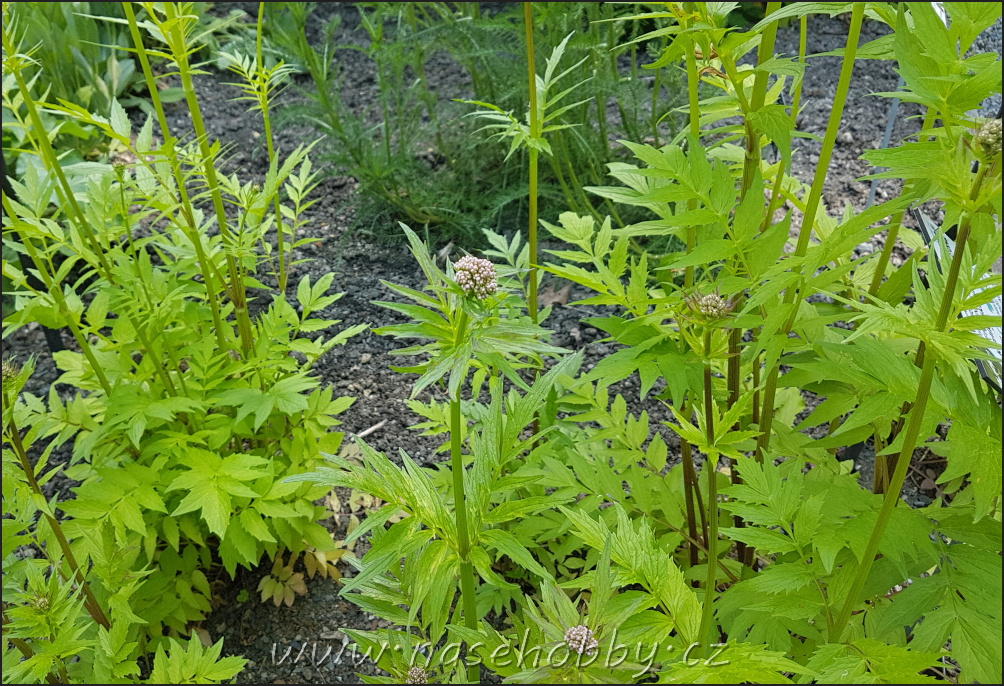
xmin=453 ymin=255 xmax=498 ymax=300
xmin=405 ymin=666 xmax=428 ymax=684
xmin=563 ymin=624 xmax=598 ymax=656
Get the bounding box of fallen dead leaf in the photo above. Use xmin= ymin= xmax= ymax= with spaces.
xmin=193 ymin=627 xmax=212 ymax=647
xmin=539 ymin=282 xmax=572 ymax=307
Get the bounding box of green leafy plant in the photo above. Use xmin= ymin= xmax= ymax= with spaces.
xmin=295 ymin=2 xmax=1002 ymax=685
xmin=2 ymin=2 xmax=365 ymax=681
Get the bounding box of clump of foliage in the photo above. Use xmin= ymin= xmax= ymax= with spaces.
xmin=2 ymin=1 xmax=364 ymax=681
xmin=295 ymin=2 xmax=1002 ymax=684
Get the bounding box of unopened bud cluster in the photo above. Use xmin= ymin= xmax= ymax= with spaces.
xmin=405 ymin=666 xmax=428 ymax=684
xmin=1 ymin=360 xmax=18 ymax=383
xmin=31 ymin=594 xmax=50 ymax=612
xmin=976 ymin=119 xmax=1002 ymax=157
xmin=684 ymin=289 xmax=736 ymax=321
xmin=453 ymin=255 xmax=497 ymax=300
xmin=564 ymin=624 xmax=598 ymax=656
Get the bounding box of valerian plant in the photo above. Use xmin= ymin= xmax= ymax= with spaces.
xmin=297 ymin=2 xmax=1001 ymax=685
xmin=2 ymin=1 xmax=363 ymax=681
xmin=5 ymin=2 xmax=1002 ymax=685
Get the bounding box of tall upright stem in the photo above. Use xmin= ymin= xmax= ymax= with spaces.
xmin=763 ymin=13 xmax=806 ymax=231
xmin=680 ymin=439 xmax=704 ymax=571
xmin=756 ymin=3 xmax=864 ymax=461
xmin=524 ymin=2 xmax=540 ymax=323
xmin=683 ymin=2 xmax=700 ymax=291
xmin=163 ymin=3 xmax=254 ymax=354
xmin=451 ymin=396 xmax=479 ymax=683
xmin=257 ymin=5 xmax=288 ymax=293
xmin=679 ymin=3 xmax=705 ymax=569
xmin=831 ymin=201 xmax=978 ymax=639
xmin=449 ymin=306 xmax=478 ymax=682
xmin=123 ymin=2 xmax=228 ymax=351
xmin=698 ymin=328 xmax=719 ymax=656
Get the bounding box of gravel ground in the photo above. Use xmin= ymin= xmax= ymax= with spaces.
xmin=2 ymin=7 xmax=1000 ymax=684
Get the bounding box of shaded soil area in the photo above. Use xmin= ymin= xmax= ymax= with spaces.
xmin=3 ymin=8 xmax=996 ymax=684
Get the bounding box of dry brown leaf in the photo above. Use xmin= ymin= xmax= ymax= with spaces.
xmin=193 ymin=627 xmax=212 ymax=647
xmin=338 ymin=440 xmax=362 ymax=464
xmin=325 ymin=489 xmax=342 ymax=517
xmin=539 ymin=282 xmax=572 ymax=307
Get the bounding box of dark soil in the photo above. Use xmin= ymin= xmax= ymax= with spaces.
xmin=3 ymin=7 xmax=997 ymax=684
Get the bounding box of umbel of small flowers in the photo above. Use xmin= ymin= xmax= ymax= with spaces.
xmin=564 ymin=625 xmax=599 ymax=656
xmin=453 ymin=255 xmax=498 ymax=300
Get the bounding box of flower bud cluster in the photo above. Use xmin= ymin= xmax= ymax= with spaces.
xmin=684 ymin=288 xmax=737 ymax=322
xmin=564 ymin=624 xmax=598 ymax=656
xmin=405 ymin=666 xmax=428 ymax=684
xmin=1 ymin=360 xmax=18 ymax=383
xmin=453 ymin=255 xmax=498 ymax=300
xmin=976 ymin=119 xmax=1002 ymax=157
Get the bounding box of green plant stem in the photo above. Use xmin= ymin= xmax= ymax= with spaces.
xmin=255 ymin=5 xmax=288 ymax=294
xmin=447 ymin=306 xmax=478 ymax=683
xmin=678 ymin=5 xmax=704 ymax=569
xmin=5 ymin=418 xmax=110 ymax=629
xmin=871 ymin=428 xmax=887 ymax=493
xmin=830 ymin=209 xmax=975 ymax=641
xmin=162 ymin=3 xmax=254 ymax=355
xmin=699 ymin=328 xmax=719 ymax=656
xmin=680 ymin=435 xmax=702 ymax=571
xmin=591 ymin=6 xmax=609 ymax=157
xmin=741 ymin=1 xmax=780 ymax=193
xmin=524 ymin=2 xmax=540 ymax=324
xmin=879 ymin=161 xmax=993 ymax=489
xmin=450 ymin=395 xmax=479 ymax=683
xmin=723 ymin=1 xmax=780 ymax=567
xmin=122 ymin=3 xmax=228 ymax=351
xmin=683 ymin=3 xmax=700 ymax=290
xmin=791 ymin=3 xmax=864 ymax=257
xmin=651 ymin=62 xmax=662 ymax=147
xmin=756 ymin=3 xmax=864 ymax=462
xmin=763 ymin=15 xmax=807 ymax=232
